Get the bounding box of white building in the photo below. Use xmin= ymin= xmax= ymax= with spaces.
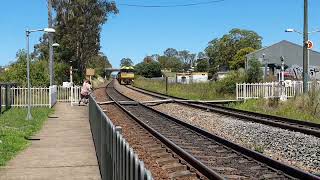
xmin=176 ymin=72 xmax=208 ymax=84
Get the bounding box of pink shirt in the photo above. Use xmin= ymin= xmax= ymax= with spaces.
xmin=81 ymin=82 xmax=91 ymax=96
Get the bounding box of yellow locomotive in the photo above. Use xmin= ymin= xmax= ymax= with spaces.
xmin=117 ymin=66 xmax=134 ymax=84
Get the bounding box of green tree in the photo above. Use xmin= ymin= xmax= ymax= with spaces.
xmin=157 ymin=56 xmax=182 ymax=72
xmin=135 ymin=61 xmax=162 ymax=78
xmin=205 ymin=28 xmax=262 ymax=71
xmin=143 ymin=56 xmax=153 ymax=63
xmin=0 ymin=50 xmax=69 ymax=86
xmin=178 ymin=50 xmax=190 ymax=64
xmin=87 ymin=53 xmax=112 ymax=77
xmin=164 ymin=48 xmax=178 ymax=57
xmin=177 ymin=50 xmax=196 ymax=65
xmin=196 ymin=59 xmax=209 ymax=72
xmin=246 ymin=58 xmax=263 ymax=83
xmin=120 ymin=58 xmax=133 ymax=67
xmin=151 ymin=54 xmax=160 ymax=61
xmin=230 ymin=47 xmax=255 ymax=70
xmin=33 ymin=0 xmax=118 ymax=83
xmin=197 ymin=52 xmax=206 ymax=59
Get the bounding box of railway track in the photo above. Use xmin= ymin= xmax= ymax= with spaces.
xmin=126 ymin=85 xmax=320 ymax=138
xmin=106 ymin=81 xmax=319 ymax=179
xmin=99 ymin=97 xmax=203 ymax=179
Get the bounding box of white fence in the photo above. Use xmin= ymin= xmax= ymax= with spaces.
xmin=1 ymin=86 xmax=81 ymax=108
xmin=57 ymin=86 xmax=81 ymax=103
xmin=236 ymin=81 xmax=320 ymax=100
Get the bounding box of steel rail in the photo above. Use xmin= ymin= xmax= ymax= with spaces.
xmin=109 ymin=82 xmax=320 ymax=179
xmin=106 ymin=85 xmax=224 ymax=180
xmin=126 ymin=85 xmax=320 ymax=138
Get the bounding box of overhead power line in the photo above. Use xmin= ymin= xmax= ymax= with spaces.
xmin=118 ymin=0 xmax=225 ymax=8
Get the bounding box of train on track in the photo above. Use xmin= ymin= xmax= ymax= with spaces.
xmin=117 ymin=66 xmax=134 ymax=84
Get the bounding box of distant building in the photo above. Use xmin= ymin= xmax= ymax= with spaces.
xmin=246 ymin=40 xmax=320 ymax=80
xmin=176 ymin=72 xmax=208 ymax=84
xmin=216 ymin=71 xmax=229 ymax=80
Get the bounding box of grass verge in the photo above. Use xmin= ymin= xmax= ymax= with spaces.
xmin=0 ymin=108 xmax=53 ymax=166
xmin=229 ymin=98 xmax=320 ymax=124
xmin=133 ymin=78 xmax=234 ymax=100
xmin=134 ymin=78 xmax=320 ymax=124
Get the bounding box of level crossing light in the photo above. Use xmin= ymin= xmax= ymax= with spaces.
xmin=26 ymin=28 xmax=56 ymax=120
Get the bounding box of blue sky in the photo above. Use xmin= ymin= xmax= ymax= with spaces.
xmin=1 ymin=0 xmax=320 ymax=68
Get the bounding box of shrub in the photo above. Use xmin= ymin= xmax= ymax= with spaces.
xmin=135 ymin=61 xmax=162 ymax=78
xmin=215 ymin=68 xmax=247 ymax=94
xmin=0 ymin=50 xmax=69 ymax=86
xmin=246 ymin=58 xmax=263 ymax=83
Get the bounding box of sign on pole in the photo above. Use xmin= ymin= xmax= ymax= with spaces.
xmin=307 ymin=40 xmax=313 ymax=49
xmin=86 ymin=68 xmax=95 ymax=82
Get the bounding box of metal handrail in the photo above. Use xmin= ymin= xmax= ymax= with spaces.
xmin=88 ymin=95 xmax=153 ymax=180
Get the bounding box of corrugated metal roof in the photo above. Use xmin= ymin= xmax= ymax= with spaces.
xmin=245 ymin=40 xmax=320 ymax=67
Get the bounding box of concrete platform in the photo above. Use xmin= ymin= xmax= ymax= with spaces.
xmin=0 ymin=103 xmax=101 ymax=180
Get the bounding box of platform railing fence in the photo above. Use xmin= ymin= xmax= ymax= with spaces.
xmin=88 ymin=95 xmax=153 ymax=180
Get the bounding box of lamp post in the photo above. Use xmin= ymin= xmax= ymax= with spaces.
xmin=51 ymin=43 xmax=60 ymax=86
xmin=52 ymin=43 xmax=60 ymax=48
xmin=26 ymin=28 xmax=55 ymax=120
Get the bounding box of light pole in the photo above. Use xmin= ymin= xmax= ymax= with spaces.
xmin=48 ymin=0 xmax=55 ymax=86
xmin=26 ymin=28 xmax=55 ymax=120
xmin=51 ymin=43 xmax=60 ymax=86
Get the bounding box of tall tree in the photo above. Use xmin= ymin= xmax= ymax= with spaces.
xmin=33 ymin=0 xmax=118 ymax=83
xmin=157 ymin=56 xmax=182 ymax=72
xmin=120 ymin=58 xmax=133 ymax=67
xmin=151 ymin=54 xmax=160 ymax=61
xmin=87 ymin=53 xmax=112 ymax=76
xmin=178 ymin=50 xmax=190 ymax=64
xmin=135 ymin=61 xmax=162 ymax=78
xmin=143 ymin=56 xmax=153 ymax=64
xmin=164 ymin=48 xmax=178 ymax=57
xmin=205 ymin=28 xmax=262 ymax=72
xmin=197 ymin=52 xmax=207 ymax=60
xmin=189 ymin=53 xmax=196 ymax=66
xmin=229 ymin=47 xmax=255 ymax=70
xmin=195 ymin=59 xmax=209 ymax=72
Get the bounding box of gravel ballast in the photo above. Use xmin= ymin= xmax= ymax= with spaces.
xmin=94 ymin=87 xmax=170 ymax=179
xmin=115 ymin=82 xmax=320 ymax=174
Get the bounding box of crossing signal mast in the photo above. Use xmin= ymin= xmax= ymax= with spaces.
xmin=302 ymin=0 xmax=308 ymax=94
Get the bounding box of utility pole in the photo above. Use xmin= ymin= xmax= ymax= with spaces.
xmin=303 ymin=0 xmax=308 ymax=93
xmin=48 ymin=0 xmax=54 ymax=86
